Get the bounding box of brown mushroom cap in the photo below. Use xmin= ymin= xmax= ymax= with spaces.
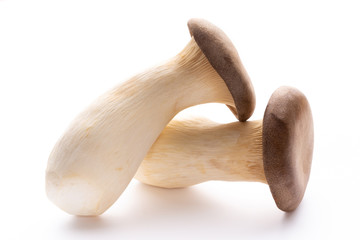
xmin=187 ymin=18 xmax=255 ymax=122
xmin=262 ymin=86 xmax=314 ymax=212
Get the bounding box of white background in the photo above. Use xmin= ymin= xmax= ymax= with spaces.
xmin=1 ymin=0 xmax=359 ymax=239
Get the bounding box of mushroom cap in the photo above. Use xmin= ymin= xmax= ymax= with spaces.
xmin=188 ymin=18 xmax=255 ymax=122
xmin=262 ymin=86 xmax=314 ymax=212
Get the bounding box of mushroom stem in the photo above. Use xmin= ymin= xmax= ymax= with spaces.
xmin=136 ymin=118 xmax=266 ymax=188
xmin=46 ymin=38 xmax=234 ymax=216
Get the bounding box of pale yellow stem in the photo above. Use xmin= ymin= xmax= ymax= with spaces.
xmin=46 ymin=38 xmax=234 ymax=216
xmin=136 ymin=118 xmax=266 ymax=188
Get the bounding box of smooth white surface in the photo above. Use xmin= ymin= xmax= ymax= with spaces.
xmin=0 ymin=0 xmax=359 ymax=239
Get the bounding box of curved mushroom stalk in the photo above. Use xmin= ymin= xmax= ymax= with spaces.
xmin=46 ymin=19 xmax=255 ymax=216
xmin=136 ymin=87 xmax=314 ymax=212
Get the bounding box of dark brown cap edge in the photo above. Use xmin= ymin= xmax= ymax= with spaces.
xmin=262 ymin=86 xmax=314 ymax=212
xmin=187 ymin=18 xmax=255 ymax=122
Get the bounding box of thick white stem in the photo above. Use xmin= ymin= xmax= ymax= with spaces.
xmin=46 ymin=38 xmax=234 ymax=216
xmin=135 ymin=118 xmax=266 ymax=188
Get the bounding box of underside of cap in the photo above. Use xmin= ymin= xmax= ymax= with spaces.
xmin=262 ymin=86 xmax=314 ymax=212
xmin=187 ymin=18 xmax=255 ymax=122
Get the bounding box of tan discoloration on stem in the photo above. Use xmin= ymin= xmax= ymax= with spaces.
xmin=135 ymin=118 xmax=266 ymax=188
